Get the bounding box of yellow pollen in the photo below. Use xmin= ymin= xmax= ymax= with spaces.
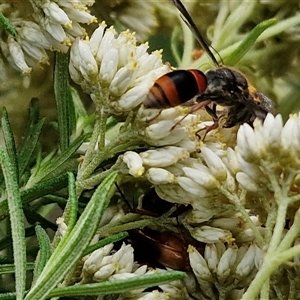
xmin=187 ymin=245 xmax=195 ymax=253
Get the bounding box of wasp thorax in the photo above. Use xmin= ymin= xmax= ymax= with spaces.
xmin=204 ymin=68 xmax=249 ymax=101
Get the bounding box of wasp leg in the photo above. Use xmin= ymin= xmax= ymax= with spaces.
xmin=144 ymin=109 xmax=163 ymax=123
xmin=205 ymin=103 xmax=218 ymax=122
xmin=195 ymin=103 xmax=220 ymax=140
xmin=171 ymin=100 xmax=211 ymax=131
xmin=196 ymin=121 xmax=219 ymax=140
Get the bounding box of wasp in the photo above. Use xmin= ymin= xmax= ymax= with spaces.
xmin=144 ymin=0 xmax=273 ymax=129
xmin=129 ymin=189 xmax=204 ymax=271
xmin=116 ymin=186 xmax=204 ymax=271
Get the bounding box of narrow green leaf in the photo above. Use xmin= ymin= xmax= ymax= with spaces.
xmin=0 ymin=173 xmax=69 ymax=221
xmin=0 ymin=263 xmax=34 ymax=274
xmin=224 ymin=18 xmax=277 ymax=66
xmin=42 ymin=194 xmax=86 ymax=208
xmin=258 ymin=14 xmax=300 ymax=42
xmin=0 ymin=12 xmax=16 ymax=36
xmin=32 ymin=225 xmax=51 ymax=285
xmin=17 ymin=99 xmax=45 ymax=178
xmin=33 ymin=157 xmax=78 ymax=186
xmin=171 ymin=26 xmax=183 ymax=66
xmin=18 ymin=119 xmax=45 ymax=176
xmin=54 ymin=52 xmax=75 ymax=151
xmin=24 ymin=171 xmax=118 ymax=300
xmin=22 ymin=172 xmax=68 ymax=203
xmin=0 ymin=148 xmax=26 ymax=300
xmin=22 ymin=98 xmax=40 ymax=137
xmin=29 ymin=134 xmax=86 ymax=184
xmin=0 ymin=293 xmax=17 ymax=300
xmin=70 ymin=86 xmax=88 ymax=118
xmin=48 ymin=271 xmax=186 ymax=297
xmin=1 ymin=108 xmax=19 ymax=184
xmin=82 ymin=232 xmax=129 ymax=256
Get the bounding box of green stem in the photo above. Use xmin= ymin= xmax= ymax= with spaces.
xmin=97 ymin=219 xmax=151 ymax=238
xmin=171 ymin=27 xmax=183 ymax=66
xmin=211 ymin=2 xmax=229 ymax=48
xmin=213 ymin=1 xmax=258 ymax=50
xmin=0 ymin=148 xmax=26 ymax=300
xmin=242 ymin=244 xmax=300 ymax=300
xmin=178 ymin=16 xmax=195 ymax=69
xmin=77 ymin=168 xmax=115 ymax=193
xmin=98 ymin=107 xmax=108 ymax=150
xmin=266 ymin=200 xmax=288 ymax=253
xmin=264 ymin=165 xmax=291 ymax=254
xmin=78 ymin=117 xmax=102 ymax=176
xmin=263 ymin=207 xmax=277 ymax=245
xmin=220 ymin=187 xmax=264 ymax=247
xmin=259 ymin=279 xmax=270 ymax=300
xmin=276 ymin=207 xmax=300 ymax=253
xmin=77 ymin=131 xmax=140 ymax=185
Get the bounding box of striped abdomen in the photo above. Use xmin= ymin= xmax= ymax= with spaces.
xmin=144 ymin=69 xmax=207 ymax=108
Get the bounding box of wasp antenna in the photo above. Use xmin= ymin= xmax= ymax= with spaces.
xmin=210 ymin=45 xmax=224 ymax=65
xmin=170 ymin=0 xmax=220 ymax=67
xmin=115 ymin=182 xmax=134 ymax=212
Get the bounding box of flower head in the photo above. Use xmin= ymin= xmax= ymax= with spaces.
xmin=0 ymin=0 xmax=96 ymax=74
xmin=189 ymin=243 xmax=262 ymax=298
xmin=82 ymin=243 xmax=134 ymax=282
xmin=69 ymin=22 xmax=170 ymax=114
xmin=92 ymin=1 xmax=158 ymax=41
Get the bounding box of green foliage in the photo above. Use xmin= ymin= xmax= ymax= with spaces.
xmin=0 ymin=76 xmax=183 ymax=299
xmin=0 ymin=12 xmax=15 ymax=36
xmin=1 ymin=1 xmax=300 ymax=299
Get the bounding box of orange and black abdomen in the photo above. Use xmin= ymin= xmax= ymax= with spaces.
xmin=144 ymin=69 xmax=207 ymax=108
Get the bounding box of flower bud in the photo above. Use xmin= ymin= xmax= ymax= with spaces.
xmin=236 ymin=172 xmax=259 ymax=192
xmin=182 ymin=166 xmax=219 ymax=190
xmin=201 ymin=147 xmax=227 ymax=181
xmin=140 ymin=146 xmax=189 ymax=167
xmin=235 ymin=244 xmax=256 ymax=279
xmin=217 ymin=246 xmax=237 ymax=281
xmin=146 ymin=168 xmax=175 ymax=184
xmin=187 ymin=225 xmax=232 ymax=244
xmin=123 ymin=151 xmax=145 ymax=177
xmin=177 ymin=177 xmax=207 ymax=197
xmin=188 ymin=245 xmax=212 ymax=281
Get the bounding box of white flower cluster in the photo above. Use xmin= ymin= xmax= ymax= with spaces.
xmin=81 ymin=243 xmax=188 ymax=299
xmin=111 ymin=106 xmax=300 ymax=300
xmin=189 ymin=243 xmax=263 ymax=299
xmin=236 ymin=113 xmax=300 ymax=194
xmin=32 ymin=0 xmax=96 ymax=49
xmin=81 ymin=243 xmax=135 ymax=283
xmin=121 ymin=112 xmax=300 ymax=241
xmin=69 ymin=22 xmax=170 ymax=114
xmin=0 ymin=0 xmax=96 ymax=74
xmin=104 ymin=1 xmax=158 ymax=41
xmin=119 ymin=106 xmax=246 ymax=242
